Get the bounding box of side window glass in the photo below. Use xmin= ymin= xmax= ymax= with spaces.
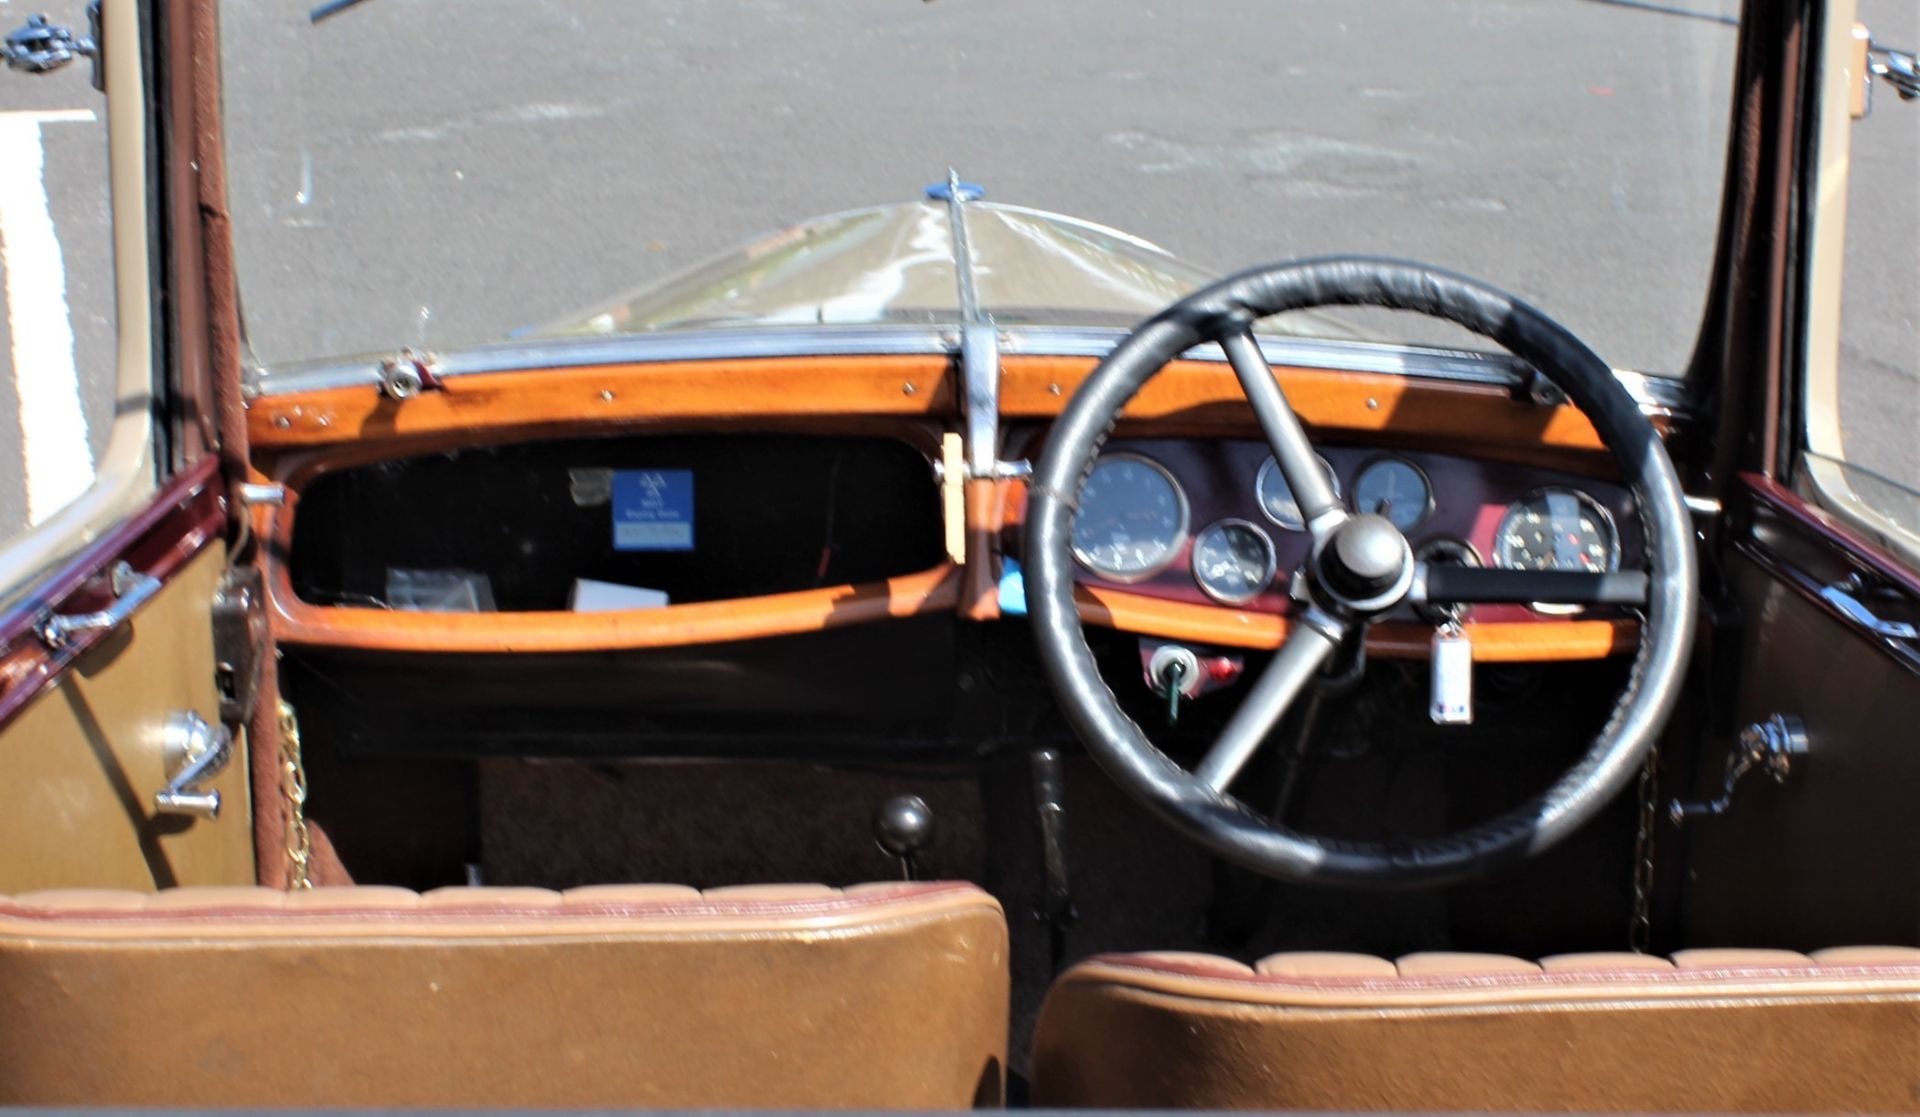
xmin=0 ymin=0 xmax=148 ymax=596
xmin=0 ymin=11 xmax=116 ymax=532
xmin=1815 ymin=6 xmax=1920 ymax=541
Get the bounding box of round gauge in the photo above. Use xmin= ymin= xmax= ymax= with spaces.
xmin=1255 ymin=454 xmax=1341 ymax=531
xmin=1494 ymin=488 xmax=1620 ymax=574
xmin=1413 ymin=537 xmax=1482 ymax=625
xmin=1191 ymin=519 xmax=1278 ymax=605
xmin=1071 ymin=454 xmax=1189 ymax=581
xmin=1351 ymin=456 xmax=1433 ymax=532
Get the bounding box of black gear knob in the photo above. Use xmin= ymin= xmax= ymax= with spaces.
xmin=873 ymin=795 xmax=935 ymax=879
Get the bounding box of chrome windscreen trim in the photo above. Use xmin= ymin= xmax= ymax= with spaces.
xmin=245 ymin=324 xmax=1693 ymax=417
xmin=244 ymin=326 xmax=959 ymax=397
xmin=1001 ymin=326 xmax=1528 ymax=386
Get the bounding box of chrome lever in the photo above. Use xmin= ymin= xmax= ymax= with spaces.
xmin=153 ymin=711 xmax=231 ymax=819
xmin=1669 ymin=714 xmax=1808 ymax=824
xmin=1819 ymin=580 xmax=1919 ymax=640
xmin=1871 ymin=44 xmax=1919 ymax=102
xmin=35 ymin=562 xmax=162 ymax=650
xmin=3 ymin=10 xmax=96 ymax=77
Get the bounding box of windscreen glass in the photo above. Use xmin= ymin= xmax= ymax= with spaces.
xmin=223 ymin=0 xmax=1738 ymax=375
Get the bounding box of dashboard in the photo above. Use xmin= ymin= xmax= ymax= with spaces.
xmin=246 ymin=347 xmax=1662 ymax=667
xmin=242 ymin=350 xmax=1660 ymax=756
xmin=1067 ymin=439 xmax=1642 ymax=627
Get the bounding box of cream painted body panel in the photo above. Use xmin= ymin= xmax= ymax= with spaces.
xmin=0 ymin=544 xmax=253 ymax=890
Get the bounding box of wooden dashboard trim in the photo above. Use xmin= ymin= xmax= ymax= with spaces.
xmin=1075 ymin=585 xmax=1637 ymax=661
xmin=248 ymin=352 xmax=1644 ymax=658
xmin=256 ymin=417 xmax=961 ymax=655
xmin=247 ymin=353 xmax=1627 ymax=462
xmin=269 ymin=564 xmax=960 ymax=653
xmin=1001 ymin=355 xmax=1617 ymax=454
xmin=246 ymin=355 xmax=958 ymax=449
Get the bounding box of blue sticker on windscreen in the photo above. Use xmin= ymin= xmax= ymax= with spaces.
xmin=611 ymin=470 xmax=694 ymax=551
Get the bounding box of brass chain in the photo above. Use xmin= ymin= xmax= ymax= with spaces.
xmin=276 ymin=700 xmax=313 ymax=890
xmin=1629 ymin=745 xmax=1660 ymax=953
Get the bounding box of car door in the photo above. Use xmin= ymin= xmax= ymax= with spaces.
xmin=1680 ymin=0 xmax=1920 ymax=948
xmin=0 ymin=0 xmax=255 ymax=891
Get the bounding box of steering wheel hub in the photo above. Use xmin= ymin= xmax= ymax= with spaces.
xmin=1313 ymin=513 xmax=1416 ymax=613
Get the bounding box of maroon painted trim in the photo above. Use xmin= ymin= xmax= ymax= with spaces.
xmin=1740 ymin=472 xmax=1920 ymax=598
xmin=0 ymin=456 xmax=226 ymax=731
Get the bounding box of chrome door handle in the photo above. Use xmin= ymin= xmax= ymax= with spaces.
xmin=153 ymin=711 xmax=231 ymax=819
xmin=1669 ymin=714 xmax=1809 ymax=824
xmin=1819 ymin=581 xmax=1920 ymax=640
xmin=35 ymin=561 xmax=162 ymax=649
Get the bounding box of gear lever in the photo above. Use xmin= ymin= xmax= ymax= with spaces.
xmin=872 ymin=795 xmax=936 ymax=880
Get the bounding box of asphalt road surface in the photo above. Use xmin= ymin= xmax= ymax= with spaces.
xmin=0 ymin=0 xmax=1913 ymax=545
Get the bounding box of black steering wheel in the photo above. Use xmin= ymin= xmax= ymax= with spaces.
xmin=1025 ymin=258 xmax=1696 ymax=888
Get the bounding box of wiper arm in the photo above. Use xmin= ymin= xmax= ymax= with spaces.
xmin=309 ymin=0 xmax=374 ymax=25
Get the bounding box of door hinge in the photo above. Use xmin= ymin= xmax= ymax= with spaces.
xmin=212 ymin=566 xmax=267 ymax=725
xmin=3 ymin=4 xmax=103 ymax=91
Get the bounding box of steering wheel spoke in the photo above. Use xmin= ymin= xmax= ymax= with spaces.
xmin=1193 ymin=609 xmax=1346 ymax=793
xmin=1413 ymin=563 xmax=1650 ymax=608
xmin=1220 ymin=330 xmax=1345 ymax=540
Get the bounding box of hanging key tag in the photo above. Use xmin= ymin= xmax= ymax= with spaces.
xmin=1430 ymin=621 xmax=1473 ymax=725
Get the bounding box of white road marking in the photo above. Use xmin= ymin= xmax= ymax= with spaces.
xmin=0 ymin=108 xmax=98 ymax=526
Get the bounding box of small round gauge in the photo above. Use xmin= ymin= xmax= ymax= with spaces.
xmin=1351 ymin=456 xmax=1433 ymax=532
xmin=1494 ymin=488 xmax=1621 ymax=574
xmin=1191 ymin=519 xmax=1277 ymax=605
xmin=1255 ymin=454 xmax=1341 ymax=531
xmin=1413 ymin=537 xmax=1482 ymax=625
xmin=1071 ymin=454 xmax=1189 ymax=581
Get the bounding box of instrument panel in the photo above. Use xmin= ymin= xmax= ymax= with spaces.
xmin=1069 ymin=439 xmax=1641 ymax=625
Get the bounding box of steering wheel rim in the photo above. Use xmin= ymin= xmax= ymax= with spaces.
xmin=1025 ymin=257 xmax=1697 ymax=888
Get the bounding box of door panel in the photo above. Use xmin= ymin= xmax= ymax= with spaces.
xmin=1682 ymin=482 xmax=1920 ymax=946
xmin=0 ymin=1 xmax=258 ymax=890
xmin=1683 ymin=0 xmax=1920 ymax=951
xmin=0 ymin=542 xmax=252 ymax=891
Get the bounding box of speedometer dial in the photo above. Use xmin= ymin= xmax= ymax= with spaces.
xmin=1256 ymin=454 xmax=1341 ymax=531
xmin=1494 ymin=488 xmax=1620 ymax=573
xmin=1191 ymin=519 xmax=1277 ymax=605
xmin=1071 ymin=454 xmax=1189 ymax=581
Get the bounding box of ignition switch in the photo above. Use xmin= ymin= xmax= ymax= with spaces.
xmin=1149 ymin=644 xmax=1199 ymax=724
xmin=1142 ymin=641 xmax=1244 ymax=725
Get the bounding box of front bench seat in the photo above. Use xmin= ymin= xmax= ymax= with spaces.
xmin=1033 ymin=947 xmax=1920 ymax=1112
xmin=0 ymin=881 xmax=1007 ymax=1108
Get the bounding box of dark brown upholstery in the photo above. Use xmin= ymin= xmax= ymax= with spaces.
xmin=1032 ymin=947 xmax=1920 ymax=1112
xmin=0 ymin=882 xmax=1007 ymax=1108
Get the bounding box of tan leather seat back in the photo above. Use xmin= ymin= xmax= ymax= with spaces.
xmin=0 ymin=882 xmax=1007 ymax=1108
xmin=1033 ymin=948 xmax=1920 ymax=1113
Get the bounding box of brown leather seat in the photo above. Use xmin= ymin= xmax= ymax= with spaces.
xmin=1033 ymin=947 xmax=1920 ymax=1112
xmin=0 ymin=881 xmax=1007 ymax=1108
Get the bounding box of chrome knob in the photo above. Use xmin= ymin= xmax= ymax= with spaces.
xmin=153 ymin=711 xmax=232 ymax=819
